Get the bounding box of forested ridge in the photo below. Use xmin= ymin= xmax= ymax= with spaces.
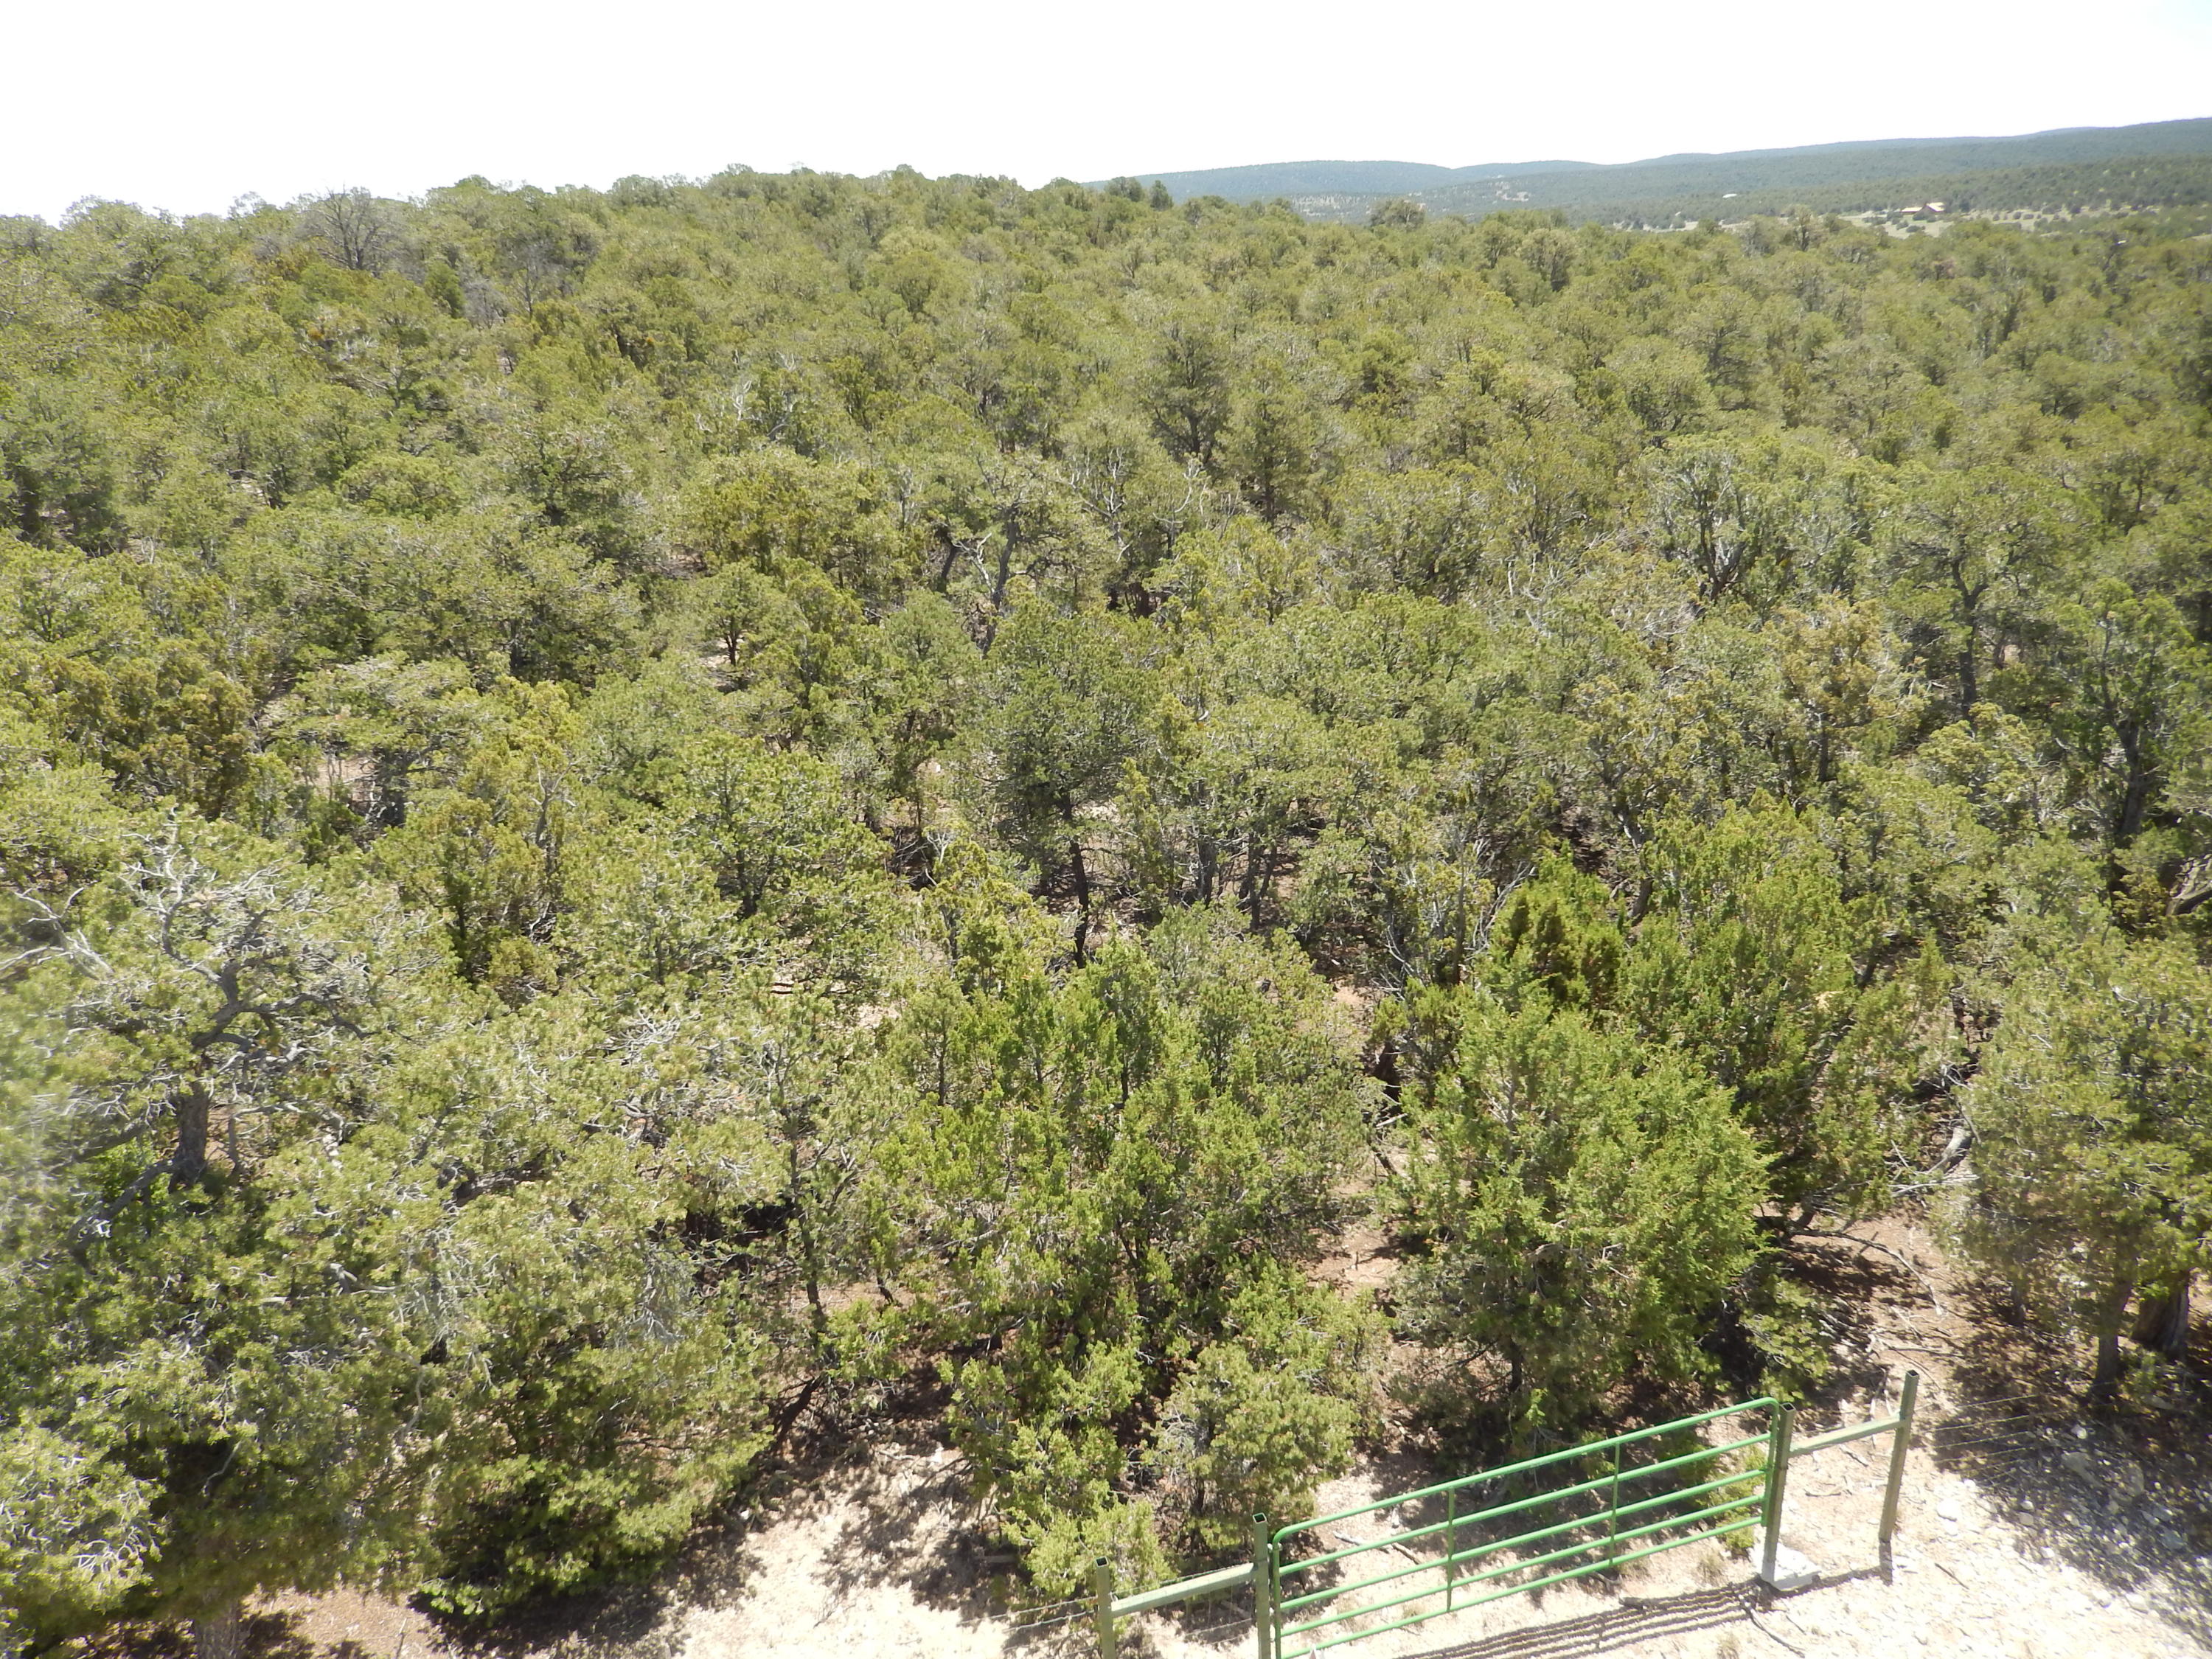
xmin=1109 ymin=116 xmax=2212 ymax=224
xmin=1 ymin=172 xmax=2209 ymax=1655
xmin=1113 ymin=115 xmax=2212 ymax=201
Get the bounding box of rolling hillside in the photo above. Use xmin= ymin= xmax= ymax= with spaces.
xmin=1105 ymin=116 xmax=2212 ymax=222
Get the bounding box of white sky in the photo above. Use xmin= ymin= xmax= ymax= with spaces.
xmin=4 ymin=0 xmax=2210 ymax=221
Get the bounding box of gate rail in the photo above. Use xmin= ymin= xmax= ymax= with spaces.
xmin=1090 ymin=1371 xmax=1919 ymax=1659
xmin=1272 ymin=1395 xmax=1775 ymax=1655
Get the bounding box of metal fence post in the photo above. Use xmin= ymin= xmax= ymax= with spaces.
xmin=1093 ymin=1557 xmax=1116 ymax=1659
xmin=1606 ymin=1458 xmax=1622 ymax=1571
xmin=1251 ymin=1514 xmax=1272 ymax=1659
xmin=1444 ymin=1486 xmax=1457 ymax=1610
xmin=1878 ymin=1368 xmax=1919 ymax=1559
xmin=1759 ymin=1405 xmax=1796 ymax=1587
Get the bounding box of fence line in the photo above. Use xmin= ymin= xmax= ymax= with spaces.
xmin=1087 ymin=1371 xmax=1919 ymax=1659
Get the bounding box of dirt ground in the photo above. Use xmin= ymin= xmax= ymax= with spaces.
xmin=254 ymin=1214 xmax=2209 ymax=1659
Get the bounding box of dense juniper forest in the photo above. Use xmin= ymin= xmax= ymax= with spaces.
xmin=2 ymin=170 xmax=2210 ymax=1656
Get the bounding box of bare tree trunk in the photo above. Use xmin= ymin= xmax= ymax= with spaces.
xmin=2092 ymin=1327 xmax=2124 ymax=1399
xmin=1245 ymin=840 xmax=1278 ymax=928
xmin=2133 ymin=1272 xmax=2192 ymax=1361
xmin=790 ymin=1149 xmax=829 ymax=1365
xmin=2112 ymin=726 xmax=2155 ymax=848
xmin=2090 ymin=1267 xmax=2138 ymax=1401
xmin=990 ymin=518 xmax=1016 ymax=615
xmin=193 ymin=1599 xmax=246 ymax=1659
xmin=1069 ymin=837 xmax=1092 ymax=967
xmin=171 ymin=1083 xmax=213 ymax=1190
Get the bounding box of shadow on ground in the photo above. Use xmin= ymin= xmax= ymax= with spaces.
xmin=807 ymin=1445 xmax=1009 ymax=1627
xmin=1387 ymin=1583 xmax=1764 ymax=1659
xmin=1781 ymin=1235 xmax=1926 ymax=1415
xmin=1930 ymin=1280 xmax=2211 ymax=1649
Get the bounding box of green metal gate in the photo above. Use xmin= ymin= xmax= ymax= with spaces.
xmin=1091 ymin=1375 xmax=1918 ymax=1659
xmin=1267 ymin=1396 xmax=1777 ymax=1655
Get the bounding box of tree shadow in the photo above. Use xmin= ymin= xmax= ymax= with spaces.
xmin=1931 ymin=1279 xmax=2211 ymax=1649
xmin=1776 ymin=1233 xmax=1923 ymax=1413
xmin=408 ymin=1464 xmax=816 ymax=1659
xmin=91 ymin=1609 xmax=344 ymax=1659
xmin=389 ymin=1401 xmax=994 ymax=1659
xmin=800 ymin=1443 xmax=1011 ymax=1630
xmin=243 ymin=1612 xmax=334 ymax=1659
xmin=73 ymin=1621 xmax=194 ymax=1659
xmin=1377 ymin=1582 xmax=1764 ymax=1659
xmin=421 ymin=1579 xmax=685 ymax=1659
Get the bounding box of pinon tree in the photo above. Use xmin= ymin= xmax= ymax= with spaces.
xmin=1391 ymin=987 xmax=1767 ymax=1439
xmin=1623 ymin=806 xmax=1948 ymax=1230
xmin=0 ymin=820 xmax=441 ymax=1659
xmin=0 ymin=812 xmax=793 ymax=1648
xmin=970 ymin=602 xmax=1161 ymax=959
xmin=858 ymin=868 xmax=1377 ymax=1591
xmin=1953 ymin=933 xmax=2212 ymax=1397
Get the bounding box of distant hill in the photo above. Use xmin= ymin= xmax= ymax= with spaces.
xmin=1108 ymin=158 xmax=1596 ymax=200
xmin=1104 ymin=117 xmax=2212 ymax=223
